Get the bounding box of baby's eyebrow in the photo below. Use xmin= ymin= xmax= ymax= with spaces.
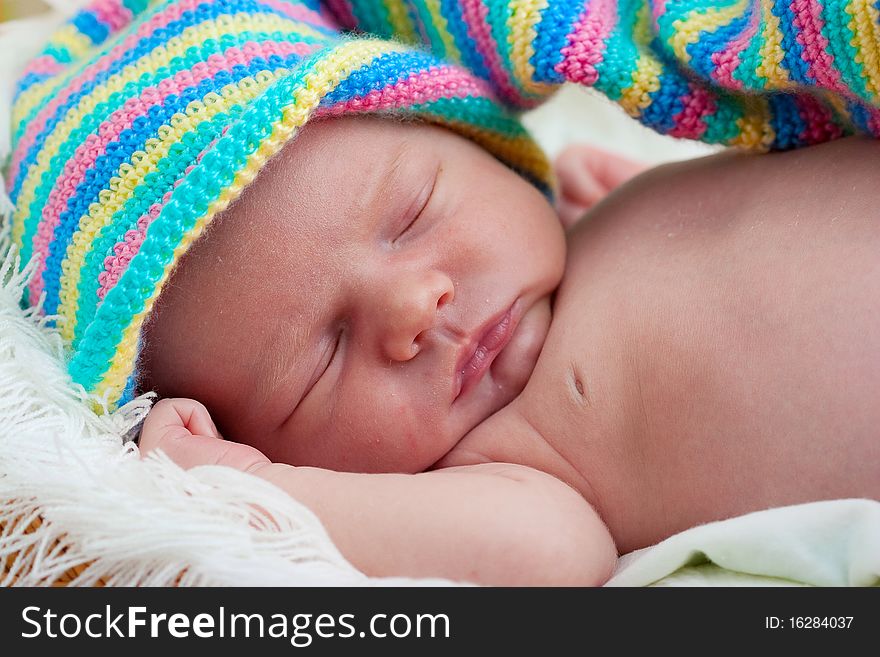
xmin=364 ymin=140 xmax=412 ymax=219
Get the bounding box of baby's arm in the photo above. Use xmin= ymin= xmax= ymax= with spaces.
xmin=140 ymin=399 xmax=617 ymax=586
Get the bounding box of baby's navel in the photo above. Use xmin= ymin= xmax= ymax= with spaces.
xmin=569 ymin=364 xmax=590 ymax=406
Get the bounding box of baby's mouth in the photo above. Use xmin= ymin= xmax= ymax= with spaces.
xmin=452 ymin=300 xmax=521 ymax=402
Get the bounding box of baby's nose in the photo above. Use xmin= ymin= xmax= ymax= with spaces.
xmin=380 ymin=270 xmax=454 ymax=362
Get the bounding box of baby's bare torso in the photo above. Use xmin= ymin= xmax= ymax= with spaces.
xmin=441 ymin=138 xmax=880 ymax=553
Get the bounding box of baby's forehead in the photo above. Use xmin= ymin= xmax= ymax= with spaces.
xmin=231 ymin=116 xmax=431 ymax=226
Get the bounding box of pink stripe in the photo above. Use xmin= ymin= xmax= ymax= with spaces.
xmin=651 ymin=0 xmax=669 ymax=23
xmin=97 ymin=196 xmax=168 ymax=301
xmin=458 ymin=0 xmax=527 ymax=106
xmin=556 ymin=0 xmax=616 ymax=87
xmin=794 ymin=94 xmax=843 ymax=144
xmin=711 ymin=7 xmax=760 ymax=90
xmin=21 ymin=56 xmax=67 ymax=78
xmin=317 ymin=65 xmax=495 ymax=116
xmin=26 ymin=39 xmax=316 ymax=303
xmin=9 ymin=0 xmax=197 ymax=188
xmin=790 ymin=0 xmax=844 ymax=92
xmin=91 ymin=0 xmax=134 ymax=33
xmin=668 ymin=83 xmax=717 ymax=139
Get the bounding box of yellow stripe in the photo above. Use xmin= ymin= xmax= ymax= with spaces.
xmin=423 ymin=0 xmax=461 ymax=62
xmin=54 ymin=23 xmax=95 ymax=60
xmin=619 ymin=5 xmax=662 ymax=117
xmin=823 ymin=89 xmax=855 ymax=131
xmin=10 ymin=14 xmax=325 ymax=248
xmin=507 ymin=0 xmax=556 ymax=96
xmin=670 ymin=0 xmax=749 ymax=64
xmin=729 ymin=96 xmax=774 ymax=149
xmin=56 ymin=74 xmax=278 ymax=343
xmin=383 ymin=0 xmax=419 ymax=44
xmin=755 ymin=0 xmax=790 ymax=89
xmin=93 ymin=39 xmax=406 ymax=403
xmin=847 ymin=0 xmax=880 ymax=99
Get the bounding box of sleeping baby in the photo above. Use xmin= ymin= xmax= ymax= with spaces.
xmin=6 ymin=0 xmax=879 ymax=585
xmin=137 ymin=116 xmax=880 ymax=585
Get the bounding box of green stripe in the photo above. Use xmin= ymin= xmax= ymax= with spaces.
xmin=732 ymin=17 xmax=766 ymax=90
xmin=819 ymin=0 xmax=871 ymax=103
xmin=593 ymin=0 xmax=642 ymax=102
xmin=701 ymin=92 xmax=745 ymax=144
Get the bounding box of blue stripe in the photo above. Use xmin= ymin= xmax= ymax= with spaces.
xmin=639 ymin=69 xmax=688 ymax=134
xmin=439 ymin=0 xmax=490 ymax=80
xmin=771 ymin=0 xmax=813 ymax=85
xmin=685 ymin=8 xmax=752 ymax=80
xmin=119 ymin=372 xmax=138 ymax=406
xmin=846 ymin=98 xmax=872 ymax=134
xmin=13 ymin=72 xmax=54 ymax=102
xmin=531 ymin=0 xmax=585 ymax=84
xmin=73 ymin=10 xmax=111 ymax=45
xmin=319 ymin=49 xmax=437 ymax=105
xmin=768 ymin=93 xmax=806 ymax=149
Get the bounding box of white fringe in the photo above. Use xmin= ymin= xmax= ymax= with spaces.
xmin=0 ymin=241 xmax=442 ymax=586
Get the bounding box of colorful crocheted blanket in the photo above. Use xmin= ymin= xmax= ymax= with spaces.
xmin=328 ymin=0 xmax=880 ymax=149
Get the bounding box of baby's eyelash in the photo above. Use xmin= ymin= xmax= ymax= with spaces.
xmin=318 ymin=328 xmax=343 ymax=381
xmin=299 ymin=328 xmax=343 ymax=405
xmin=393 ymin=167 xmax=438 ymax=243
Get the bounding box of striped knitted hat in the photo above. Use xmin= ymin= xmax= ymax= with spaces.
xmin=5 ymin=0 xmax=552 ymax=409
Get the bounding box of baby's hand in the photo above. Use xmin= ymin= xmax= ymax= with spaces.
xmin=554 ymin=144 xmax=645 ymax=229
xmin=138 ymin=398 xmax=271 ymax=473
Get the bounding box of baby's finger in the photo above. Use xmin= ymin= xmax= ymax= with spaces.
xmin=556 ymin=197 xmax=588 ymax=230
xmin=555 ymin=149 xmax=605 ymax=207
xmin=142 ymin=430 xmax=271 ymax=473
xmin=592 ymin=151 xmax=646 ymax=191
xmin=164 ymin=398 xmax=222 ymax=439
xmin=138 ymin=399 xmax=192 ymax=452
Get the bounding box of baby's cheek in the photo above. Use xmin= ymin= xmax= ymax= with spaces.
xmin=365 ymin=397 xmax=449 ymax=473
xmin=339 ymin=368 xmax=453 ymax=473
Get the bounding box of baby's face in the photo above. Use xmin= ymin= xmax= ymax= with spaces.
xmin=141 ymin=116 xmax=565 ymax=472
